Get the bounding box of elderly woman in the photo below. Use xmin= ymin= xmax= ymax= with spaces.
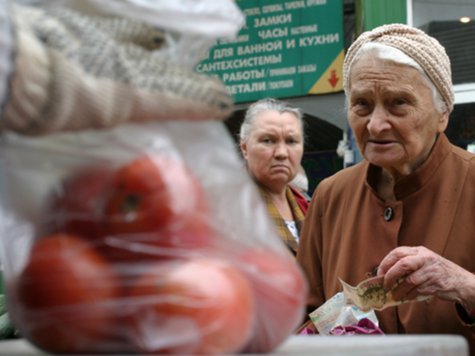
xmin=240 ymin=98 xmax=308 ymax=255
xmin=297 ymin=23 xmax=475 ymax=350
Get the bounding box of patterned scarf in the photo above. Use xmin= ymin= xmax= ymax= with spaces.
xmin=258 ymin=184 xmax=306 ymax=255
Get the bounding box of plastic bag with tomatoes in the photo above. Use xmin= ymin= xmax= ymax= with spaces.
xmin=0 ymin=1 xmax=308 ymax=354
xmin=0 ymin=123 xmax=309 ymax=354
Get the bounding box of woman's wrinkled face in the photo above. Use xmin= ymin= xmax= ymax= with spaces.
xmin=347 ymin=55 xmax=449 ymax=177
xmin=240 ymin=110 xmax=304 ymax=191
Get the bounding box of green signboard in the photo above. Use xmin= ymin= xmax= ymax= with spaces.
xmin=196 ymin=0 xmax=344 ymax=104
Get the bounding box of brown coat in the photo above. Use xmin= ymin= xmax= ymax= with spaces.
xmin=297 ymin=134 xmax=475 ymax=351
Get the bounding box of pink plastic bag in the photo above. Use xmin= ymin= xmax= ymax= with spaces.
xmin=329 ymin=318 xmax=384 ymax=336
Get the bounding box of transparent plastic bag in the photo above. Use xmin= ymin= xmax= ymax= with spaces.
xmin=0 ymin=2 xmax=307 ymax=353
xmin=14 ymin=0 xmax=245 ymax=67
xmin=15 ymin=0 xmax=245 ymax=38
xmin=0 ymin=121 xmax=308 ymax=354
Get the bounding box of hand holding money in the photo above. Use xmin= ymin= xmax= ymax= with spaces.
xmin=340 ymin=276 xmax=431 ymax=312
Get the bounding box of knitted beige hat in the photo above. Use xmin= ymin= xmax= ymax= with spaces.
xmin=343 ymin=23 xmax=454 ymax=113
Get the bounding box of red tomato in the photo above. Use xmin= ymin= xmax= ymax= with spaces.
xmin=12 ymin=234 xmax=125 ymax=354
xmin=46 ymin=165 xmax=117 ymax=239
xmin=104 ymin=154 xmax=208 ymax=236
xmin=126 ymin=258 xmax=255 ymax=354
xmin=99 ymin=212 xmax=216 ymax=263
xmin=237 ymin=248 xmax=308 ymax=353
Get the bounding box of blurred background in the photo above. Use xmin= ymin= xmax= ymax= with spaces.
xmin=197 ymin=0 xmax=475 ymax=196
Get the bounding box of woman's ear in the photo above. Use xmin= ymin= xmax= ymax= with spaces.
xmin=239 ymin=140 xmax=248 ymax=160
xmin=438 ymin=111 xmax=450 ymax=133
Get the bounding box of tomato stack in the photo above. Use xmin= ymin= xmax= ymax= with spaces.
xmin=9 ymin=154 xmax=307 ymax=354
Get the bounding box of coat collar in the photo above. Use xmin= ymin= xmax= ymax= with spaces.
xmin=365 ymin=134 xmax=452 ymax=200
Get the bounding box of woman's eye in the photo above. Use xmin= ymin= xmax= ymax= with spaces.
xmin=352 ymin=98 xmax=371 ymax=115
xmin=355 ymin=99 xmax=368 ymax=107
xmin=393 ymin=98 xmax=408 ymax=106
xmin=351 ymin=98 xmax=370 ymax=110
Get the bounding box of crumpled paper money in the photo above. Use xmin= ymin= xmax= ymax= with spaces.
xmin=309 ymin=292 xmax=379 ymax=335
xmin=339 ymin=276 xmax=432 ymax=312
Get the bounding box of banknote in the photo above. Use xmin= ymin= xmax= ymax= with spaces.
xmin=339 ymin=276 xmax=432 ymax=311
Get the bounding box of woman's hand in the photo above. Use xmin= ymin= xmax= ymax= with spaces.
xmin=377 ymin=246 xmax=475 ymax=313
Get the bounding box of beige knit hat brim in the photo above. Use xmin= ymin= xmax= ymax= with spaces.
xmin=343 ymin=23 xmax=454 ymax=113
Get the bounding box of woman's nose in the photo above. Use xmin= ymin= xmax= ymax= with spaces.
xmin=274 ymin=142 xmax=288 ymax=157
xmin=367 ymin=106 xmax=391 ymax=134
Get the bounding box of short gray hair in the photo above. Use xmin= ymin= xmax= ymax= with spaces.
xmin=239 ymin=98 xmax=304 ymax=142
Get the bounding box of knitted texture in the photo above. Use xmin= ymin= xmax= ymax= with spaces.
xmin=343 ymin=23 xmax=454 ymax=113
xmin=1 ymin=4 xmax=233 ymax=135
